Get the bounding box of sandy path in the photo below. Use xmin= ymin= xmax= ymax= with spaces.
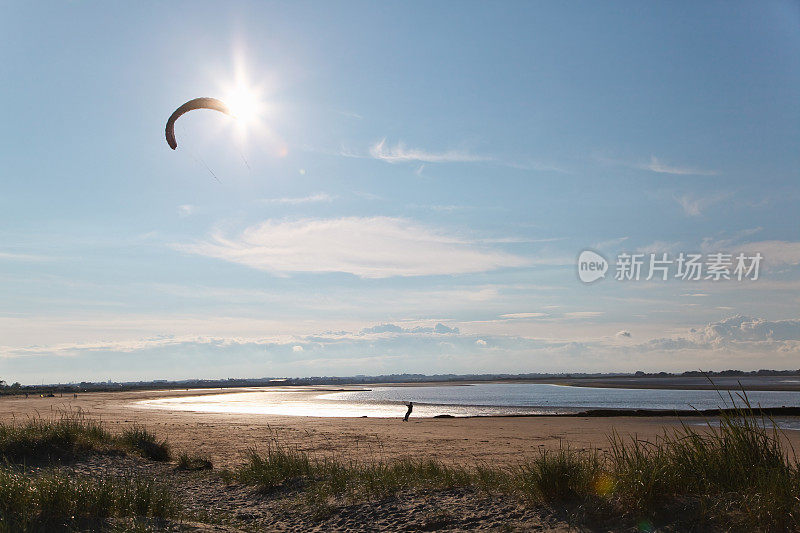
xmin=3 ymin=387 xmax=799 ymax=469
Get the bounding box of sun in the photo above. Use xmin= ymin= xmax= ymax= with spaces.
xmin=224 ymin=84 xmax=263 ymax=124
xmin=215 ymin=55 xmax=278 ymax=147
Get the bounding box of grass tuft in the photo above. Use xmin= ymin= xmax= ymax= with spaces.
xmin=518 ymin=445 xmax=602 ymax=502
xmin=231 ymin=388 xmax=800 ymax=531
xmin=0 ymin=468 xmax=180 ymax=532
xmin=176 ymin=452 xmax=213 ymax=471
xmin=609 ymin=391 xmax=800 ymax=530
xmin=118 ymin=425 xmax=171 ymax=462
xmin=0 ymin=415 xmax=172 ymax=464
xmin=0 ymin=415 xmax=112 ymax=463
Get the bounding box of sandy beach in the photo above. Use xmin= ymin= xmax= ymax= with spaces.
xmin=4 ymin=386 xmax=799 ymax=469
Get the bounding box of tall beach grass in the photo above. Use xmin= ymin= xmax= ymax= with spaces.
xmin=0 ymin=413 xmax=170 ymax=463
xmin=232 ymin=390 xmax=800 ymax=530
xmin=0 ymin=468 xmax=180 ymax=532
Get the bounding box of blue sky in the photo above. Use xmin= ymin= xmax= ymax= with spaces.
xmin=1 ymin=2 xmax=799 ymax=383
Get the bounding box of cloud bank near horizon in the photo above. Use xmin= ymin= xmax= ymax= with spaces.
xmin=4 ymin=315 xmax=799 ymax=384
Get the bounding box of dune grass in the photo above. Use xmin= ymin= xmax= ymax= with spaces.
xmin=176 ymin=451 xmax=213 ymax=471
xmin=0 ymin=468 xmax=180 ymax=532
xmin=0 ymin=415 xmax=112 ymax=463
xmin=0 ymin=415 xmax=179 ymax=531
xmin=1 ymin=392 xmax=798 ymax=530
xmin=118 ymin=425 xmax=171 ymax=462
xmin=232 ymin=393 xmax=800 ymax=531
xmin=0 ymin=414 xmax=171 ymax=463
xmin=607 ymin=397 xmax=800 ymax=530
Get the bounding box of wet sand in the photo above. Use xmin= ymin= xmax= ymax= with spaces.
xmin=2 ymin=387 xmax=799 ymax=469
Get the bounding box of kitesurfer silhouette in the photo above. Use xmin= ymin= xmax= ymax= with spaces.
xmin=403 ymin=401 xmax=413 ymax=421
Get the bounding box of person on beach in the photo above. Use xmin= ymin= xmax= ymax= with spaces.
xmin=404 ymin=401 xmax=413 ymax=421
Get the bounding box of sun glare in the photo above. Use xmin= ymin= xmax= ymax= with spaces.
xmin=224 ymin=85 xmax=262 ymax=124
xmin=215 ymin=54 xmax=280 ymax=150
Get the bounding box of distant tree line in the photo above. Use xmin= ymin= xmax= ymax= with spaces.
xmin=2 ymin=369 xmax=800 ymax=396
xmin=633 ymin=369 xmax=800 ymax=378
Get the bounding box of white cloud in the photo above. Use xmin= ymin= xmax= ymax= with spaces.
xmin=177 ymin=204 xmax=195 ymax=217
xmin=728 ymin=241 xmax=800 ymax=267
xmin=334 ymin=109 xmax=363 ymax=120
xmin=339 ymin=140 xmax=563 ymax=172
xmin=353 ymin=191 xmax=383 ymax=201
xmin=563 ymin=311 xmax=604 ymax=319
xmin=636 ymin=241 xmax=683 ymax=255
xmin=369 ymin=139 xmax=488 ymax=164
xmin=696 ymin=236 xmax=800 ymax=267
xmin=699 ymin=228 xmax=763 ymax=250
xmin=675 ymin=192 xmax=729 ymax=217
xmin=259 ymin=193 xmax=335 ymax=205
xmin=408 ymin=204 xmax=473 ymax=213
xmin=178 ymin=217 xmax=530 ymax=278
xmin=0 ymin=251 xmax=51 ymax=262
xmin=689 ymin=315 xmax=800 ymax=345
xmin=361 ymin=323 xmax=460 ymax=335
xmin=598 ymin=154 xmax=718 ymax=176
xmin=642 ymin=315 xmax=800 ymax=354
xmin=640 ymin=156 xmax=718 ymax=176
xmin=7 ymin=315 xmax=800 ymax=382
xmin=593 ymin=236 xmax=629 ymax=250
xmin=499 ymin=312 xmax=547 ymax=319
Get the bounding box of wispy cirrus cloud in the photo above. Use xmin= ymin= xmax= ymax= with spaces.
xmin=0 ymin=251 xmax=52 ymax=262
xmin=675 ymin=192 xmax=730 ymax=216
xmin=338 ymin=139 xmax=565 ymax=172
xmin=368 ymin=139 xmax=489 ymax=164
xmin=177 ymin=217 xmax=530 ymax=278
xmin=699 ymin=239 xmax=800 ymax=267
xmin=499 ymin=312 xmax=547 ymax=319
xmin=639 ymin=156 xmax=718 ymax=176
xmin=259 ymin=192 xmax=336 ymax=205
xmin=598 ymin=154 xmax=718 ymax=176
xmin=593 ymin=236 xmax=629 ymax=250
xmin=177 ymin=204 xmax=195 ymax=217
xmin=563 ymin=311 xmax=604 ymax=319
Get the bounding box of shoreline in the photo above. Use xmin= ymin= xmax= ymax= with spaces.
xmin=2 ymin=388 xmax=800 ymax=471
xmin=470 ymin=406 xmax=800 ymax=418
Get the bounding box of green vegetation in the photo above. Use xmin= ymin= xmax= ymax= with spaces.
xmin=0 ymin=469 xmax=180 ymax=532
xmin=0 ymin=415 xmax=179 ymax=531
xmin=231 ymin=395 xmax=800 ymax=531
xmin=607 ymin=402 xmax=800 ymax=530
xmin=176 ymin=451 xmax=213 ymax=471
xmin=234 ymin=445 xmax=475 ymax=498
xmin=1 ymin=395 xmax=798 ymax=530
xmin=0 ymin=416 xmax=112 ymax=463
xmin=118 ymin=425 xmax=171 ymax=462
xmin=0 ymin=415 xmax=170 ymax=464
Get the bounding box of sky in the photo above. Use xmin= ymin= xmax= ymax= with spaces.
xmin=1 ymin=1 xmax=799 ymax=384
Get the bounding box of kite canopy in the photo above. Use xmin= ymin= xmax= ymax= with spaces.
xmin=165 ymin=97 xmax=231 ymax=150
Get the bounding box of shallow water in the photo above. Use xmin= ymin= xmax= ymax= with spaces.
xmin=136 ymin=383 xmax=800 ymax=419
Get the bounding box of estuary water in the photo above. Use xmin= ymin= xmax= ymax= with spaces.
xmin=135 ymin=382 xmax=800 ymax=419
